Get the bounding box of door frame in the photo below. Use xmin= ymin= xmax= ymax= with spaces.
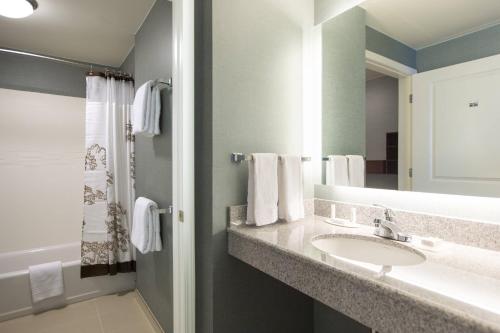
xmin=172 ymin=0 xmax=195 ymax=332
xmin=365 ymin=50 xmax=417 ymax=190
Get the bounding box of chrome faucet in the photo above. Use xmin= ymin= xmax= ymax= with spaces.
xmin=373 ymin=204 xmax=411 ymax=242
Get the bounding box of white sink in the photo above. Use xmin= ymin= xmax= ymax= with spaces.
xmin=312 ymin=234 xmax=426 ymax=266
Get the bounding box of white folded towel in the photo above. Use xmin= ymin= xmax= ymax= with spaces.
xmin=132 ymin=81 xmax=161 ymax=137
xmin=278 ymin=155 xmax=304 ymax=222
xmin=325 ymin=155 xmax=349 ymax=186
xmin=131 ymin=197 xmax=162 ymax=254
xmin=347 ymin=155 xmax=365 ymax=187
xmin=246 ymin=153 xmax=279 ymax=226
xmin=29 ymin=261 xmax=64 ymax=303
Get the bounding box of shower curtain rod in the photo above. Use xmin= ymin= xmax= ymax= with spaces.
xmin=0 ymin=47 xmax=114 ymax=70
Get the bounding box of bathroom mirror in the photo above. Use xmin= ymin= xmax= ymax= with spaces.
xmin=320 ymin=0 xmax=500 ymax=198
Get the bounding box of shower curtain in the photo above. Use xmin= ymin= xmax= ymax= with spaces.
xmin=81 ymin=75 xmax=136 ymax=277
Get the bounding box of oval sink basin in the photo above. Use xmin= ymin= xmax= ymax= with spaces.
xmin=312 ymin=234 xmax=426 ymax=266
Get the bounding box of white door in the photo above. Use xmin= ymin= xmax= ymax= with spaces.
xmin=412 ymin=53 xmax=500 ymax=197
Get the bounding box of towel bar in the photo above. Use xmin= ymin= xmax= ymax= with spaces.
xmin=231 ymin=153 xmax=311 ymax=164
xmin=153 ymin=78 xmax=172 ymax=89
xmin=157 ymin=206 xmax=173 ymax=215
xmin=322 ymin=156 xmax=366 ymax=161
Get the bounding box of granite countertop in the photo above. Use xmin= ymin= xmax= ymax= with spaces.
xmin=228 ymin=216 xmax=500 ymax=333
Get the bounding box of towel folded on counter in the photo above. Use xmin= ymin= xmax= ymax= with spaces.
xmin=132 ymin=81 xmax=161 ymax=137
xmin=346 ymin=155 xmax=365 ymax=187
xmin=246 ymin=153 xmax=279 ymax=226
xmin=131 ymin=197 xmax=162 ymax=254
xmin=29 ymin=261 xmax=64 ymax=303
xmin=278 ymin=155 xmax=304 ymax=222
xmin=325 ymin=155 xmax=349 ymax=186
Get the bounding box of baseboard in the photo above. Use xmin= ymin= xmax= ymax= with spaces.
xmin=135 ymin=289 xmax=165 ymax=333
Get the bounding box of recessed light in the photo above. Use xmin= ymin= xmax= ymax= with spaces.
xmin=0 ymin=0 xmax=38 ymax=19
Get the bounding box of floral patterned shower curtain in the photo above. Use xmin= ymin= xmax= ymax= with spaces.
xmin=81 ymin=74 xmax=136 ymax=278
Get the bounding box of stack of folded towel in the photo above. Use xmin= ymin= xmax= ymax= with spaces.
xmin=246 ymin=153 xmax=305 ymax=226
xmin=131 ymin=197 xmax=162 ymax=254
xmin=132 ymin=80 xmax=161 ymax=137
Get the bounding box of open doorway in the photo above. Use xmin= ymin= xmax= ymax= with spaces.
xmin=365 ymin=68 xmax=399 ymax=190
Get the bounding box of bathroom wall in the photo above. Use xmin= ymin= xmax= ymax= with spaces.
xmin=322 ymin=6 xmax=366 ymax=157
xmin=366 ymin=26 xmax=416 ymax=69
xmin=0 ymin=88 xmax=85 ymax=252
xmin=315 ymin=0 xmax=365 ymax=25
xmin=417 ymin=23 xmax=500 ymax=72
xmin=365 ymin=76 xmax=398 ymax=161
xmin=314 ymin=301 xmax=371 ymax=333
xmin=196 ymin=0 xmax=316 ymax=332
xmin=365 ymin=22 xmax=500 ymax=73
xmin=0 ymin=50 xmax=105 ymax=98
xmin=129 ymin=0 xmax=174 ymax=332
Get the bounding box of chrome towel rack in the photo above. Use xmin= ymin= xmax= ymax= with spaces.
xmin=153 ymin=77 xmax=172 ymax=89
xmin=231 ymin=153 xmax=311 ymax=164
xmin=322 ymin=156 xmax=366 ymax=161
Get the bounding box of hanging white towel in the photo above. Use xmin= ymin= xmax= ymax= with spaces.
xmin=132 ymin=81 xmax=161 ymax=137
xmin=246 ymin=153 xmax=279 ymax=226
xmin=347 ymin=155 xmax=365 ymax=187
xmin=131 ymin=197 xmax=162 ymax=254
xmin=29 ymin=261 xmax=64 ymax=303
xmin=278 ymin=155 xmax=304 ymax=222
xmin=325 ymin=155 xmax=349 ymax=186
xmin=132 ymin=80 xmax=152 ymax=135
xmin=153 ymin=85 xmax=161 ymax=135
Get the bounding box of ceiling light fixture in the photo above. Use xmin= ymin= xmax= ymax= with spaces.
xmin=0 ymin=0 xmax=38 ymax=19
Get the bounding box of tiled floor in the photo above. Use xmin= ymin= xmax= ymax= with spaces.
xmin=0 ymin=291 xmax=160 ymax=333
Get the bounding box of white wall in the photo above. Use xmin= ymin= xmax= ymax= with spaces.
xmin=0 ymin=88 xmax=85 ymax=252
xmin=365 ymin=75 xmax=398 ymax=160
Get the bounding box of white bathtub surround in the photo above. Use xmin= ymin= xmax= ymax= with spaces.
xmin=278 ymin=155 xmax=305 ymax=222
xmin=131 ymin=197 xmax=162 ymax=254
xmin=82 ymin=75 xmax=136 ymax=278
xmin=246 ymin=153 xmax=279 ymax=226
xmin=28 ymin=261 xmax=64 ymax=304
xmin=0 ymin=242 xmax=134 ymax=322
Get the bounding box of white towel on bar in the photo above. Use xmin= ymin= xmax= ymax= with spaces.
xmin=29 ymin=261 xmax=64 ymax=303
xmin=132 ymin=81 xmax=161 ymax=137
xmin=278 ymin=155 xmax=304 ymax=222
xmin=347 ymin=155 xmax=365 ymax=187
xmin=131 ymin=197 xmax=162 ymax=254
xmin=325 ymin=155 xmax=349 ymax=186
xmin=246 ymin=153 xmax=279 ymax=226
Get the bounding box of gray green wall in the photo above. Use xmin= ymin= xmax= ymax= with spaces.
xmin=130 ymin=0 xmax=173 ymax=332
xmin=366 ymin=22 xmax=500 ymax=73
xmin=322 ymin=7 xmax=366 ymax=157
xmin=366 ymin=26 xmax=416 ymax=69
xmin=0 ymin=50 xmax=106 ymax=98
xmin=314 ymin=302 xmax=371 ymax=333
xmin=417 ymin=23 xmax=500 ymax=72
xmin=196 ymin=0 xmax=315 ymax=332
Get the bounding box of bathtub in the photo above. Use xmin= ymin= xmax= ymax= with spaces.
xmin=0 ymin=242 xmax=135 ymax=322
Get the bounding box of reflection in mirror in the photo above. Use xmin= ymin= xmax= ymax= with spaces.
xmin=320 ymin=0 xmax=500 ymax=197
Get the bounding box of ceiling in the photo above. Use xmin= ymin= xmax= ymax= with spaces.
xmin=360 ymin=0 xmax=500 ymax=49
xmin=0 ymin=0 xmax=155 ymax=67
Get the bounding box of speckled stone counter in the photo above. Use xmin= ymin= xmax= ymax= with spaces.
xmin=228 ymin=216 xmax=500 ymax=333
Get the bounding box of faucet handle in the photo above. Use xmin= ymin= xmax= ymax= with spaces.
xmin=373 ymin=204 xmax=396 ymax=221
